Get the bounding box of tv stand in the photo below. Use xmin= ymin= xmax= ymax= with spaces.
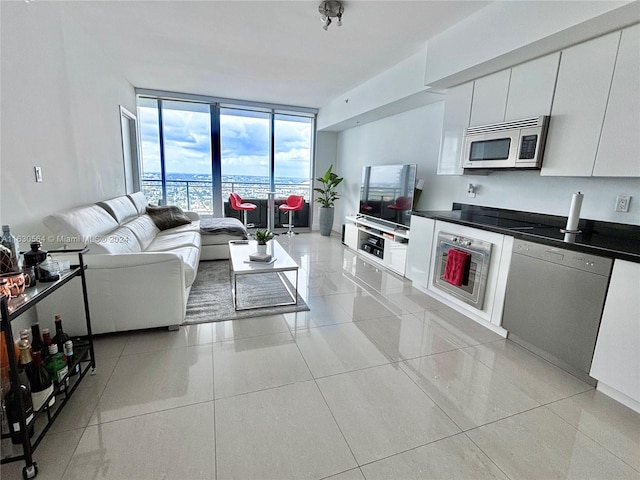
xmin=343 ymin=215 xmax=409 ymax=276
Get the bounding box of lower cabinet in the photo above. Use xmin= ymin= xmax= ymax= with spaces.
xmin=405 ymin=215 xmax=435 ymax=288
xmin=590 ymin=259 xmax=640 ymax=412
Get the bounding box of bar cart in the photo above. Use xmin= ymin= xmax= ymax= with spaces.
xmin=1 ymin=249 xmax=96 ymax=479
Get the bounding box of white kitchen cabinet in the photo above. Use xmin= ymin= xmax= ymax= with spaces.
xmin=505 ymin=53 xmax=560 ymax=121
xmin=405 ymin=215 xmax=435 ymax=288
xmin=469 ymin=70 xmax=510 ymax=126
xmin=469 ymin=53 xmax=559 ymax=126
xmin=541 ymin=31 xmax=620 ymax=177
xmin=437 ymin=83 xmax=473 ymax=175
xmin=593 ymin=24 xmax=640 ymax=177
xmin=590 ymin=259 xmax=640 ymax=413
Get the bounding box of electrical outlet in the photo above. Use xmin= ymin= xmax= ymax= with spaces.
xmin=34 ymin=166 xmax=43 ymax=183
xmin=615 ymin=195 xmax=631 ymax=212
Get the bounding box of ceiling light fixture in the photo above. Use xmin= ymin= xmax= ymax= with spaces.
xmin=318 ymin=1 xmax=343 ymax=31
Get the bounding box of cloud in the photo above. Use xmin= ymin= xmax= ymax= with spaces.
xmin=140 ymin=106 xmax=312 ymax=179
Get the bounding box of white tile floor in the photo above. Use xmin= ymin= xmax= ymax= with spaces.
xmin=3 ymin=233 xmax=639 ymax=480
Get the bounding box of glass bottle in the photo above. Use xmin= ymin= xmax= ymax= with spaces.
xmin=1 ymin=225 xmax=21 ymax=272
xmin=64 ymin=340 xmax=79 ymax=377
xmin=44 ymin=344 xmax=68 ymax=388
xmin=30 ymin=323 xmax=44 ymax=357
xmin=52 ymin=315 xmax=70 ymax=353
xmin=41 ymin=328 xmax=52 ymax=363
xmin=29 ymin=351 xmax=55 ymax=411
xmin=4 ymin=363 xmax=34 ymax=444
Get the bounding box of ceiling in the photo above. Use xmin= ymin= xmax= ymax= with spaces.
xmin=60 ymin=1 xmax=490 ymax=109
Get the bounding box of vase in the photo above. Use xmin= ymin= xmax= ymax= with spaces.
xmin=256 ymin=244 xmax=267 ymax=254
xmin=319 ymin=207 xmax=334 ymax=236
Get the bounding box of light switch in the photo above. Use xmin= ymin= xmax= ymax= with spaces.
xmin=34 ymin=166 xmax=43 ymax=183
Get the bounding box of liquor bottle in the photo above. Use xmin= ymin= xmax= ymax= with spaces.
xmin=30 ymin=323 xmax=44 ymax=358
xmin=52 ymin=315 xmax=70 ymax=353
xmin=41 ymin=328 xmax=52 ymax=363
xmin=1 ymin=225 xmax=21 ymax=272
xmin=63 ymin=340 xmax=79 ymax=376
xmin=4 ymin=364 xmax=34 ymax=444
xmin=28 ymin=351 xmax=55 ymax=411
xmin=44 ymin=344 xmax=68 ymax=388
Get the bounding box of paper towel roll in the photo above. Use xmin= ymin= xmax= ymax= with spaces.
xmin=565 ymin=192 xmax=583 ymax=232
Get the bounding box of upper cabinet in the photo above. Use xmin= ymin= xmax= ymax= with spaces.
xmin=593 ymin=24 xmax=640 ymax=177
xmin=437 ymin=82 xmax=473 ymax=175
xmin=469 ymin=53 xmax=560 ymax=127
xmin=469 ymin=70 xmax=510 ymax=126
xmin=505 ymin=53 xmax=560 ymax=121
xmin=542 ymin=25 xmax=639 ymax=177
xmin=541 ymin=32 xmax=620 ymax=176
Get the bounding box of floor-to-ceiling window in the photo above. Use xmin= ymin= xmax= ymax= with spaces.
xmin=137 ymin=92 xmax=315 ymax=228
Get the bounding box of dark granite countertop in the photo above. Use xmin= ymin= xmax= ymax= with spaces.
xmin=413 ymin=203 xmax=640 ymax=263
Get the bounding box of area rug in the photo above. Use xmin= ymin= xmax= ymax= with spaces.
xmin=184 ymin=260 xmax=309 ymax=324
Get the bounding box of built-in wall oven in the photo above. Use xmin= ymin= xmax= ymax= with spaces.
xmin=432 ymin=232 xmax=492 ymax=309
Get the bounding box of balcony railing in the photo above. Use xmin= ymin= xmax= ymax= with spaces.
xmin=141 ymin=178 xmax=311 ymax=216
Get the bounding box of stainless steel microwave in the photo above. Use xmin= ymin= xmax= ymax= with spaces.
xmin=462 ymin=116 xmax=550 ymax=170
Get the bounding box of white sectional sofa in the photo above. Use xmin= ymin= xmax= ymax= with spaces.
xmin=39 ymin=192 xmax=245 ymax=335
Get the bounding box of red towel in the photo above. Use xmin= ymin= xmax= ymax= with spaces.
xmin=444 ymin=248 xmax=471 ymax=287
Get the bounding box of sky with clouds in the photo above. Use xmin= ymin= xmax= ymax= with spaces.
xmin=139 ymin=105 xmax=312 ymax=179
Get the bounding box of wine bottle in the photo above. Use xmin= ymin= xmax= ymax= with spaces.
xmin=63 ymin=340 xmax=79 ymax=376
xmin=5 ymin=363 xmax=34 ymax=444
xmin=52 ymin=315 xmax=70 ymax=353
xmin=30 ymin=323 xmax=44 ymax=358
xmin=44 ymin=344 xmax=68 ymax=388
xmin=41 ymin=328 xmax=52 ymax=363
xmin=28 ymin=351 xmax=55 ymax=411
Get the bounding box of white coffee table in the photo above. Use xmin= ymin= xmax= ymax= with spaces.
xmin=228 ymin=239 xmax=300 ymax=311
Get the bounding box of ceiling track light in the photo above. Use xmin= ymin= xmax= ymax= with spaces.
xmin=318 ymin=1 xmax=344 ymax=31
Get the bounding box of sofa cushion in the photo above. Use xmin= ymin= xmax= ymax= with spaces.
xmin=124 ymin=215 xmax=159 ymax=251
xmin=43 ymin=205 xmax=119 ymax=240
xmin=146 ymin=232 xmax=200 ymax=252
xmin=156 ymin=220 xmax=201 ymax=236
xmin=97 ymin=196 xmax=139 ymax=224
xmin=86 ymin=226 xmax=142 ymax=254
xmin=127 ymin=191 xmax=148 ymax=215
xmin=146 ymin=205 xmax=193 ymax=231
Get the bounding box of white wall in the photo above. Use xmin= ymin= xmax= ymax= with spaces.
xmin=313 ymin=131 xmax=338 ymax=230
xmin=0 ymin=2 xmax=136 ymax=242
xmin=334 ymin=102 xmax=450 ymax=230
xmin=334 ymin=103 xmax=640 ymax=229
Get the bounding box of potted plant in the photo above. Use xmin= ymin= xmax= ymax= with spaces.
xmin=313 ymin=164 xmax=343 ymax=236
xmin=254 ymin=229 xmax=274 ymax=253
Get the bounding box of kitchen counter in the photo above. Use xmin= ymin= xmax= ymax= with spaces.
xmin=413 ymin=203 xmax=640 ymax=263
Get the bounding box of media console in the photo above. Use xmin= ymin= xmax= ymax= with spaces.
xmin=343 ymin=215 xmax=409 ymax=276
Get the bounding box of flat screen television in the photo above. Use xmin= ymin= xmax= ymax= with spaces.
xmin=358 ymin=164 xmax=417 ymax=228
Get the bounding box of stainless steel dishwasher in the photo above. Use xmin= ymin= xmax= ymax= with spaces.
xmin=502 ymin=239 xmax=612 ymax=385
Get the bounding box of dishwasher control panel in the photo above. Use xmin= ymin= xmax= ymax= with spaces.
xmin=512 ymin=239 xmax=613 ymax=276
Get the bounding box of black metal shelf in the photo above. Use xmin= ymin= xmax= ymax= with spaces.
xmin=1 ymin=250 xmax=95 ymax=479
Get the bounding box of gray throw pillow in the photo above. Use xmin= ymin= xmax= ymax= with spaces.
xmin=146 ymin=205 xmax=192 ymax=231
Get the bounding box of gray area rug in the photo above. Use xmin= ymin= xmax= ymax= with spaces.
xmin=184 ymin=260 xmax=309 ymax=324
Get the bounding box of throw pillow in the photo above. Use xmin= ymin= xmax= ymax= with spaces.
xmin=146 ymin=205 xmax=192 ymax=231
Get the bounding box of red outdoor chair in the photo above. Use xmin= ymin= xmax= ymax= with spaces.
xmin=229 ymin=192 xmax=257 ymax=228
xmin=388 ymin=196 xmax=412 ymax=223
xmin=279 ymin=195 xmax=304 ymax=236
